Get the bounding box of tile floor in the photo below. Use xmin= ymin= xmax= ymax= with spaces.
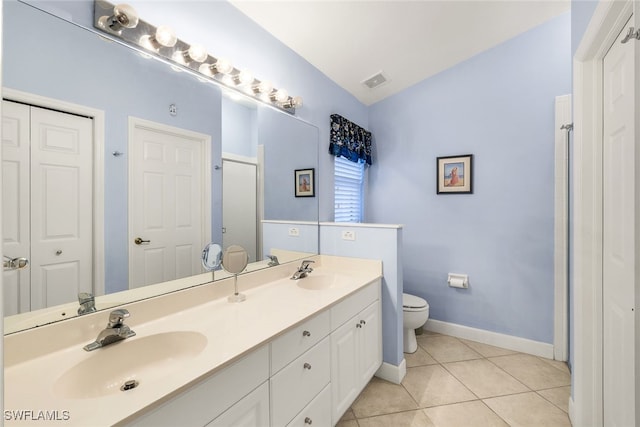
xmin=337 ymin=332 xmax=572 ymax=427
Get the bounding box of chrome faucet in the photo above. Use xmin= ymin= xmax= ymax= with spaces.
xmin=83 ymin=309 xmax=136 ymax=351
xmin=77 ymin=292 xmax=96 ymax=315
xmin=291 ymin=260 xmax=315 ymax=280
xmin=267 ymin=254 xmax=279 ymax=267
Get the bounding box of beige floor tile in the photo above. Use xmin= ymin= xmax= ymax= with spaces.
xmin=459 ymin=338 xmax=518 ymax=357
xmin=489 ymin=354 xmax=571 ymax=390
xmin=417 ymin=335 xmax=483 ymax=363
xmin=537 ymin=357 xmax=571 ymax=374
xmin=336 ymin=420 xmax=359 ymax=427
xmin=402 ymin=365 xmax=477 ymax=407
xmin=406 ymin=346 xmax=438 ymax=368
xmin=340 ymin=408 xmax=356 ymax=421
xmin=351 ymin=377 xmax=418 ymax=418
xmin=358 ymin=410 xmax=435 ymax=427
xmin=538 ymin=386 xmax=571 ymax=413
xmin=444 ymin=359 xmax=529 ymax=398
xmin=423 ymin=400 xmax=509 ymax=427
xmin=484 ymin=392 xmax=572 ymax=427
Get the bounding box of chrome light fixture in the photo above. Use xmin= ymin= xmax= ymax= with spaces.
xmin=93 ymin=0 xmax=302 ymax=114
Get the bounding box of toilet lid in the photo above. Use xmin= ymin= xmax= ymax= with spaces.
xmin=403 ymin=293 xmax=427 ymax=309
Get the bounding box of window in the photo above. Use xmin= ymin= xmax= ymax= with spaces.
xmin=334 ymin=156 xmax=365 ymax=222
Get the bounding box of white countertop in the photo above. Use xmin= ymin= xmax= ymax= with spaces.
xmin=4 ymin=255 xmax=382 ymax=426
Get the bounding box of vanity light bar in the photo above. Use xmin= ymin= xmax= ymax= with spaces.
xmin=93 ymin=0 xmax=302 ymax=113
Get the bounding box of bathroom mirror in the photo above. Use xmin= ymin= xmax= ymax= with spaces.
xmin=2 ymin=1 xmax=319 ymax=333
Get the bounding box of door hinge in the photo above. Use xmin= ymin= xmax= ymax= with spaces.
xmin=621 ymin=27 xmax=640 ymax=44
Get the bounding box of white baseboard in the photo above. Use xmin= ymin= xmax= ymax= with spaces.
xmin=375 ymin=359 xmax=406 ymax=384
xmin=424 ymin=319 xmax=555 ymax=359
xmin=568 ymin=396 xmax=575 ymax=426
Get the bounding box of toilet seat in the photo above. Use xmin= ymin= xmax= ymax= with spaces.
xmin=403 ymin=293 xmax=428 ymax=311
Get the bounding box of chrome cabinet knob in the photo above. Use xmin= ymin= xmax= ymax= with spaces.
xmin=303 ymin=362 xmax=312 ymax=370
xmin=302 ymin=330 xmax=311 ymax=337
xmin=304 ymin=417 xmax=312 ymax=425
xmin=360 ymin=320 xmax=366 ymax=325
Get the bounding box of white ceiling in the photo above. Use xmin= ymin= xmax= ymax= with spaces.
xmin=230 ymin=1 xmax=570 ymax=106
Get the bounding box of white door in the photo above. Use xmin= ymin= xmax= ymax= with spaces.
xmin=2 ymin=101 xmax=31 ymax=315
xmin=358 ymin=302 xmax=382 ymax=388
xmin=129 ymin=119 xmax=210 ymax=288
xmin=2 ymin=101 xmax=93 ymax=314
xmin=331 ymin=316 xmax=359 ymax=422
xmin=222 ymin=158 xmax=257 ymax=262
xmin=602 ymin=16 xmax=636 ymax=427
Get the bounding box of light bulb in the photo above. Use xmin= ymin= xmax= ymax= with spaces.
xmin=275 ymin=89 xmax=289 ymax=102
xmin=188 ymin=44 xmax=208 ymax=63
xmin=155 ymin=25 xmax=177 ymax=47
xmin=257 ymin=80 xmax=273 ymax=94
xmin=215 ymin=58 xmax=233 ymax=74
xmin=238 ymin=69 xmax=254 ymax=85
xmin=99 ymin=3 xmax=139 ymax=33
xmin=292 ymin=96 xmax=303 ymax=108
xmin=199 ymin=63 xmax=214 ymax=76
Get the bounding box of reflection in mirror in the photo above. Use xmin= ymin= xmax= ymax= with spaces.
xmin=201 ymin=243 xmax=223 ymax=273
xmin=2 ymin=1 xmax=319 ymax=334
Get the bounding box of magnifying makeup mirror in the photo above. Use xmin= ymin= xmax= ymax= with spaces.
xmin=201 ymin=243 xmax=223 ymax=280
xmin=222 ymin=245 xmax=249 ymax=302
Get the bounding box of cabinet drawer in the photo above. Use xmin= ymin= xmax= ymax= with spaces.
xmin=286 ymin=384 xmax=331 ymax=427
xmin=207 ymin=382 xmax=270 ymax=427
xmin=271 ymin=337 xmax=330 ymax=427
xmin=126 ymin=345 xmax=269 ymax=427
xmin=331 ymin=280 xmax=380 ymax=330
xmin=271 ymin=309 xmax=330 ymax=374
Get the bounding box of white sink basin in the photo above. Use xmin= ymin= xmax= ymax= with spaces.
xmin=53 ymin=331 xmax=207 ymax=399
xmin=296 ymin=273 xmax=351 ymax=290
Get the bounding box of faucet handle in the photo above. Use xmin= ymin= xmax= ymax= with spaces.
xmin=301 ymin=260 xmax=315 ymax=269
xmin=107 ymin=309 xmax=130 ymax=328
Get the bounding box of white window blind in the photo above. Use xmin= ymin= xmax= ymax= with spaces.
xmin=334 ymin=156 xmax=365 ymax=222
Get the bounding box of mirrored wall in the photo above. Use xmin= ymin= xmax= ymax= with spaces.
xmin=2 ymin=0 xmax=319 ymax=333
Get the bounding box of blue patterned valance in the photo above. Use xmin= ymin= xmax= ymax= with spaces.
xmin=329 ymin=114 xmax=373 ymax=165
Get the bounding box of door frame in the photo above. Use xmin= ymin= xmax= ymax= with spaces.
xmin=2 ymin=87 xmax=105 ymax=296
xmin=572 ymin=1 xmax=636 ymax=425
xmin=127 ymin=117 xmax=212 ymax=287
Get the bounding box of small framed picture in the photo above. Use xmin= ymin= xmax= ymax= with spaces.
xmin=437 ymin=154 xmax=473 ymax=194
xmin=295 ymin=168 xmax=315 ymax=197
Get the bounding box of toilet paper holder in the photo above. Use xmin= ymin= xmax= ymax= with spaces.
xmin=448 ymin=273 xmax=469 ymax=289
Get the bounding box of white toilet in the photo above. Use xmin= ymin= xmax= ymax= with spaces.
xmin=403 ymin=293 xmax=430 ymax=353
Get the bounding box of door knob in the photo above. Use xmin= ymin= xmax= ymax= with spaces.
xmin=134 ymin=237 xmax=150 ymax=245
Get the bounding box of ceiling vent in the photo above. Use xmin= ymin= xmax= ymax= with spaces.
xmin=362 ymin=71 xmax=389 ymax=89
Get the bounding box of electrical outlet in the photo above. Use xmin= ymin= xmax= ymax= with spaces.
xmin=288 ymin=227 xmax=300 ymax=237
xmin=342 ymin=230 xmax=356 ymax=241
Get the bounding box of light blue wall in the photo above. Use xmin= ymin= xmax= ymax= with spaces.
xmin=221 ymin=98 xmax=257 ymax=158
xmin=366 ymin=12 xmax=571 ymax=345
xmin=24 ymin=0 xmax=369 ymax=222
xmin=320 ymin=224 xmax=404 ymax=366
xmin=571 ymin=0 xmax=599 ymax=56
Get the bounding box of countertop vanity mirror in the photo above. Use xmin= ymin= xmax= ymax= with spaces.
xmin=2 ymin=0 xmax=319 ymax=334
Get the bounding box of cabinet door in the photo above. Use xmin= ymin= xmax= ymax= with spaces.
xmin=331 ymin=315 xmax=359 ymax=423
xmin=207 ymin=382 xmax=270 ymax=427
xmin=357 ymin=302 xmax=382 ymax=389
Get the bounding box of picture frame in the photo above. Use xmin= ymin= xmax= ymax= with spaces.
xmin=295 ymin=168 xmax=315 ymax=197
xmin=436 ymin=154 xmax=473 ymax=194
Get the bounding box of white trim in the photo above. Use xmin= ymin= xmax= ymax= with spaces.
xmin=572 ymin=2 xmax=634 ymax=426
xmin=424 ymin=319 xmax=554 ymax=359
xmin=319 ymin=222 xmax=404 ymax=229
xmin=262 ymin=220 xmax=318 ymax=225
xmin=554 ymin=94 xmax=571 ymax=362
xmin=2 ymin=87 xmax=106 ymax=296
xmin=375 ymin=359 xmax=406 ymax=385
xmin=222 ymin=151 xmax=257 ymax=165
xmin=127 ymin=117 xmax=212 ymax=288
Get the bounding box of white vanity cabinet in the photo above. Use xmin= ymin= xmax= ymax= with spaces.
xmin=125 ymin=280 xmax=381 ymax=427
xmin=330 ymin=284 xmax=382 ymax=422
